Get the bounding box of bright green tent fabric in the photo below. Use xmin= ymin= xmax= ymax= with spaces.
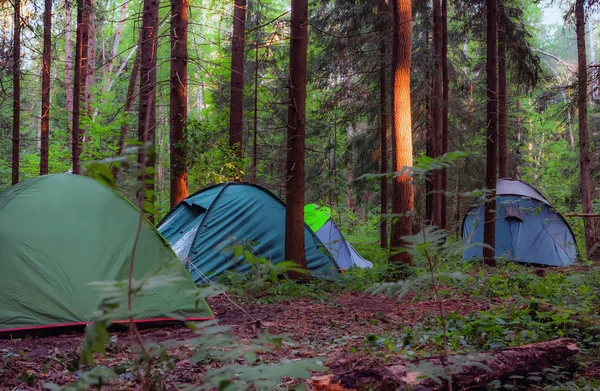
xmin=0 ymin=174 xmax=213 ymax=335
xmin=304 ymin=204 xmax=332 ymax=232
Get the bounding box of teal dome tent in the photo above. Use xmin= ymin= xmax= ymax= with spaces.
xmin=158 ymin=182 xmax=338 ymax=283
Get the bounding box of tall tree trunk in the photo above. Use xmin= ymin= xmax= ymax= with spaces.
xmin=498 ymin=0 xmax=508 ymax=179
xmin=65 ymin=0 xmax=74 ymax=142
xmin=483 ymin=0 xmax=498 ymax=266
xmin=12 ymin=0 xmax=20 ymax=185
xmin=425 ymin=84 xmax=433 ymax=222
xmin=170 ymin=0 xmax=189 ymax=207
xmin=431 ymin=0 xmax=443 ymax=228
xmin=441 ymin=0 xmax=449 ymax=230
xmin=112 ymin=42 xmax=140 ymax=182
xmin=389 ymin=0 xmax=414 ymax=265
xmin=72 ymin=0 xmax=83 ymax=174
xmin=228 ymin=0 xmax=246 ymax=165
xmin=85 ymin=0 xmax=95 ymax=115
xmin=40 ymin=0 xmax=52 ymax=175
xmin=138 ymin=0 xmax=158 ymax=222
xmin=576 ymin=0 xmax=598 ymax=258
xmin=379 ymin=39 xmax=388 ymax=249
xmin=285 ymin=0 xmax=310 ymax=279
xmin=252 ymin=41 xmax=259 ymax=183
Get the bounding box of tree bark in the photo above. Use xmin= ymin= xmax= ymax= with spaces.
xmin=389 ymin=0 xmax=414 ymax=265
xmin=72 ymin=0 xmax=84 ymax=174
xmin=112 ymin=42 xmax=140 ymax=182
xmin=576 ymin=0 xmax=598 ymax=258
xmin=170 ymin=0 xmax=189 ymax=207
xmin=228 ymin=0 xmax=246 ymax=165
xmin=12 ymin=0 xmax=20 ymax=185
xmin=498 ymin=0 xmax=508 ymax=179
xmin=483 ymin=0 xmax=498 ymax=266
xmin=379 ymin=38 xmax=388 ymax=249
xmin=40 ymin=0 xmax=52 ymax=175
xmin=85 ymin=0 xmax=95 ymax=114
xmin=431 ymin=0 xmax=443 ymax=228
xmin=312 ymin=338 xmax=579 ymax=391
xmin=285 ymin=0 xmax=310 ymax=280
xmin=138 ymin=0 xmax=159 ymax=222
xmin=441 ymin=0 xmax=448 ymax=230
xmin=65 ymin=0 xmax=74 ymax=143
xmin=252 ymin=41 xmax=259 ymax=183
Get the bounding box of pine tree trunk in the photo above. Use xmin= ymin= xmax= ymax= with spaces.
xmin=576 ymin=0 xmax=598 ymax=258
xmin=441 ymin=0 xmax=448 ymax=230
xmin=431 ymin=0 xmax=443 ymax=228
xmin=425 ymin=84 xmax=433 ymax=222
xmin=65 ymin=0 xmax=74 ymax=142
xmin=389 ymin=0 xmax=414 ymax=265
xmin=170 ymin=0 xmax=189 ymax=207
xmin=137 ymin=0 xmax=158 ymax=222
xmin=72 ymin=0 xmax=83 ymax=174
xmin=11 ymin=0 xmax=20 ymax=185
xmin=228 ymin=0 xmax=246 ymax=164
xmin=498 ymin=0 xmax=508 ymax=179
xmin=85 ymin=0 xmax=95 ymax=114
xmin=40 ymin=0 xmax=52 ymax=175
xmin=112 ymin=41 xmax=140 ymax=182
xmin=379 ymin=38 xmax=388 ymax=249
xmin=252 ymin=42 xmax=259 ymax=183
xmin=483 ymin=0 xmax=498 ymax=266
xmin=285 ymin=0 xmax=310 ymax=280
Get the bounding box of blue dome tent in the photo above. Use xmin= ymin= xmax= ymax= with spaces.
xmin=157 ymin=183 xmax=338 ymax=283
xmin=462 ymin=178 xmax=577 ymax=266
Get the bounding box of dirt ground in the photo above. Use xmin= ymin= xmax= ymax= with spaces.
xmin=0 ymin=292 xmax=511 ymax=390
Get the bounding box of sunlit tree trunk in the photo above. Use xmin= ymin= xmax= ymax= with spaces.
xmin=285 ymin=0 xmax=310 ymax=279
xmin=498 ymin=0 xmax=508 ymax=179
xmin=576 ymin=0 xmax=598 ymax=257
xmin=483 ymin=0 xmax=498 ymax=266
xmin=379 ymin=39 xmax=388 ymax=249
xmin=441 ymin=0 xmax=449 ymax=230
xmin=170 ymin=0 xmax=189 ymax=207
xmin=40 ymin=0 xmax=52 ymax=175
xmin=389 ymin=0 xmax=414 ymax=265
xmin=12 ymin=0 xmax=20 ymax=184
xmin=432 ymin=0 xmax=443 ymax=228
xmin=65 ymin=0 xmax=74 ymax=143
xmin=137 ymin=0 xmax=158 ymax=222
xmin=229 ymin=0 xmax=246 ymax=165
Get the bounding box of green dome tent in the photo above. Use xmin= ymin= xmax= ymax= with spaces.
xmin=158 ymin=182 xmax=339 ymax=283
xmin=0 ymin=174 xmax=213 ymax=335
xmin=304 ymin=204 xmax=373 ymax=269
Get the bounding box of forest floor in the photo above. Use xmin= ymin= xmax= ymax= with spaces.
xmin=0 ymin=290 xmax=500 ymax=390
xmin=2 ymin=262 xmax=600 ymax=390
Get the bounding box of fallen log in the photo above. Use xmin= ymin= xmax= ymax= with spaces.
xmin=312 ymin=338 xmax=579 ymax=391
